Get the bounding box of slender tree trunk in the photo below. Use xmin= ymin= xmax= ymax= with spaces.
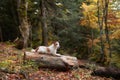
xmin=87 ymin=13 xmax=94 ymax=54
xmin=10 ymin=0 xmax=18 ymax=26
xmin=104 ymin=0 xmax=112 ymax=65
xmin=91 ymin=29 xmax=94 ymax=54
xmin=17 ymin=0 xmax=30 ymax=48
xmin=10 ymin=0 xmax=20 ymax=37
xmin=41 ymin=0 xmax=48 ymax=46
xmin=0 ymin=26 xmax=3 ymax=41
xmin=97 ymin=0 xmax=105 ymax=62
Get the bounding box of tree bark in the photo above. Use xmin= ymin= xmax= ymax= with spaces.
xmin=17 ymin=0 xmax=30 ymax=48
xmin=104 ymin=0 xmax=112 ymax=65
xmin=87 ymin=13 xmax=94 ymax=54
xmin=0 ymin=26 xmax=3 ymax=41
xmin=97 ymin=0 xmax=105 ymax=62
xmin=24 ymin=51 xmax=78 ymax=70
xmin=40 ymin=0 xmax=48 ymax=46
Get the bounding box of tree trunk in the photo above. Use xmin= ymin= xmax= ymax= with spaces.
xmin=104 ymin=0 xmax=112 ymax=65
xmin=87 ymin=13 xmax=94 ymax=54
xmin=0 ymin=26 xmax=3 ymax=41
xmin=17 ymin=0 xmax=30 ymax=48
xmin=10 ymin=0 xmax=19 ymax=26
xmin=40 ymin=0 xmax=48 ymax=46
xmin=24 ymin=51 xmax=78 ymax=70
xmin=10 ymin=0 xmax=20 ymax=37
xmin=97 ymin=0 xmax=105 ymax=62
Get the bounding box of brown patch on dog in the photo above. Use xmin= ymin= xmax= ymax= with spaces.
xmin=46 ymin=48 xmax=50 ymax=53
xmin=35 ymin=47 xmax=39 ymax=52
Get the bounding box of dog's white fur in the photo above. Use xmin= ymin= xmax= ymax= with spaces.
xmin=31 ymin=41 xmax=60 ymax=55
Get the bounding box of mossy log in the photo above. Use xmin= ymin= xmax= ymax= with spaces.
xmin=24 ymin=52 xmax=78 ymax=70
xmin=91 ymin=67 xmax=120 ymax=79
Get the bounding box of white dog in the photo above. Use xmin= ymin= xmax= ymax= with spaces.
xmin=31 ymin=41 xmax=60 ymax=55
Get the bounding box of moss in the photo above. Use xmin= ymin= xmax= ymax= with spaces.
xmin=0 ymin=60 xmax=12 ymax=69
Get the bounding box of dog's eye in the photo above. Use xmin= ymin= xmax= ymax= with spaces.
xmin=54 ymin=42 xmax=59 ymax=46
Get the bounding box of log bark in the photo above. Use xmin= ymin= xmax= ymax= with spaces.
xmin=24 ymin=52 xmax=78 ymax=70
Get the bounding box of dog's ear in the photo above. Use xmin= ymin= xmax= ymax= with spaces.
xmin=53 ymin=41 xmax=56 ymax=45
xmin=53 ymin=41 xmax=58 ymax=46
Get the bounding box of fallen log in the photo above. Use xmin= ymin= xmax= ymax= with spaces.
xmin=91 ymin=67 xmax=120 ymax=79
xmin=24 ymin=52 xmax=78 ymax=70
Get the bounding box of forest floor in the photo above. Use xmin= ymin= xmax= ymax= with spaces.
xmin=0 ymin=42 xmax=113 ymax=80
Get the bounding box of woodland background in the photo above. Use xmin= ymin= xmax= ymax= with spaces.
xmin=0 ymin=0 xmax=120 ymax=71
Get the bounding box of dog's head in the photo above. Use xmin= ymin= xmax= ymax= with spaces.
xmin=54 ymin=41 xmax=60 ymax=49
